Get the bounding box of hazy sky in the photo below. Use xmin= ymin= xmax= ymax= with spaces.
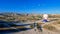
xmin=0 ymin=0 xmax=60 ymax=14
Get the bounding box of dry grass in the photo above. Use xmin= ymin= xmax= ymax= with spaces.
xmin=43 ymin=20 xmax=60 ymax=32
xmin=43 ymin=24 xmax=57 ymax=32
xmin=52 ymin=20 xmax=60 ymax=25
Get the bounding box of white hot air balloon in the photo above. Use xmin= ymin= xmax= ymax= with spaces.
xmin=42 ymin=14 xmax=48 ymax=22
xmin=43 ymin=14 xmax=48 ymax=19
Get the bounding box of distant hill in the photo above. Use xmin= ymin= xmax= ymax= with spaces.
xmin=0 ymin=13 xmax=60 ymax=22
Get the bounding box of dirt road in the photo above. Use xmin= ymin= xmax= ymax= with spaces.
xmin=10 ymin=28 xmax=59 ymax=34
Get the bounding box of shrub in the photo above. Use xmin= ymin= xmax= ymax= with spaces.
xmin=43 ymin=24 xmax=56 ymax=31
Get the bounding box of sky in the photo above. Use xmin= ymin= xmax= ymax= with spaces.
xmin=0 ymin=0 xmax=60 ymax=14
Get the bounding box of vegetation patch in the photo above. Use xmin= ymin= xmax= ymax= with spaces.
xmin=43 ymin=24 xmax=57 ymax=32
xmin=53 ymin=21 xmax=60 ymax=25
xmin=57 ymin=21 xmax=60 ymax=24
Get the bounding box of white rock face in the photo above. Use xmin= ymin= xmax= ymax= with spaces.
xmin=43 ymin=14 xmax=48 ymax=19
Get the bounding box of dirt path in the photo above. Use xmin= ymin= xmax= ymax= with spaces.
xmin=10 ymin=28 xmax=59 ymax=34
xmin=8 ymin=19 xmax=60 ymax=34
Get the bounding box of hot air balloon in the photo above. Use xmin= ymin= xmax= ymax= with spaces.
xmin=42 ymin=14 xmax=48 ymax=22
